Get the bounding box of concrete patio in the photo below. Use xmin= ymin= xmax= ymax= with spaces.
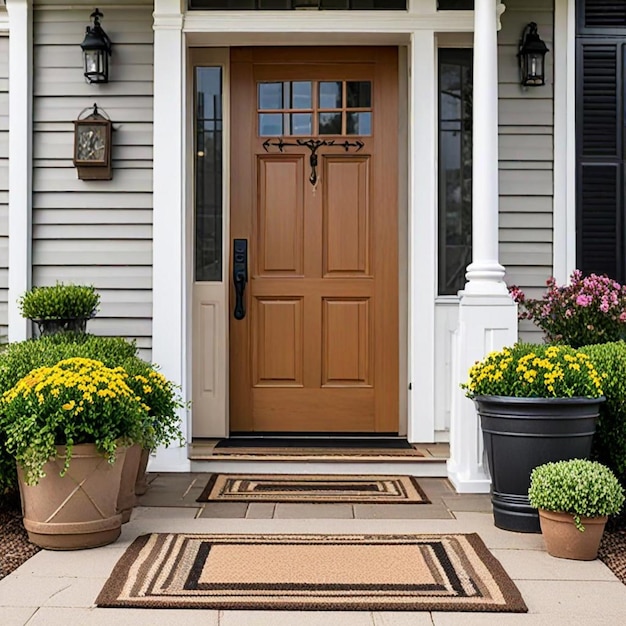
xmin=2 ymin=475 xmax=626 ymax=625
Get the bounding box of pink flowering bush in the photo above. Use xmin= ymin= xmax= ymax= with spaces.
xmin=510 ymin=270 xmax=626 ymax=348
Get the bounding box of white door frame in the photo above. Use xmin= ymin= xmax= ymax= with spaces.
xmin=152 ymin=1 xmax=474 ymax=470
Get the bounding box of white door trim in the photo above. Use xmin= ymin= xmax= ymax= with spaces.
xmin=151 ymin=0 xmax=191 ymax=472
xmin=6 ymin=0 xmax=32 ymax=342
xmin=552 ymin=0 xmax=577 ymax=283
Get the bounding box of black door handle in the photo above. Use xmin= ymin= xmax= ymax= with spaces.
xmin=233 ymin=239 xmax=248 ymax=320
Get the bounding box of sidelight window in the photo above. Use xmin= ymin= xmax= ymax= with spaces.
xmin=438 ymin=49 xmax=473 ymax=296
xmin=194 ymin=67 xmax=224 ymax=282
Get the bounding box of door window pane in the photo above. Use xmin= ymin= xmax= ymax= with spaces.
xmin=291 ymin=81 xmax=313 ymax=109
xmin=290 ymin=113 xmax=312 ymax=135
xmin=195 ymin=67 xmax=224 ymax=282
xmin=319 ymin=112 xmax=342 ymax=134
xmin=319 ymin=82 xmax=343 ymax=109
xmin=438 ymin=49 xmax=473 ymax=296
xmin=347 ymin=112 xmax=371 ymax=135
xmin=259 ymin=113 xmax=284 ymax=136
xmin=347 ymin=81 xmax=371 ymax=108
xmin=259 ymin=82 xmax=284 ymax=109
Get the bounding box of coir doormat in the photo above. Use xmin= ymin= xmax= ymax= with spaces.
xmin=210 ymin=437 xmax=425 ymax=457
xmin=96 ymin=533 xmax=527 ymax=612
xmin=196 ymin=473 xmax=430 ymax=504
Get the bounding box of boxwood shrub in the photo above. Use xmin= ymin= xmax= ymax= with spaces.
xmin=580 ymin=342 xmax=626 ymax=507
xmin=0 ymin=333 xmax=138 ymax=493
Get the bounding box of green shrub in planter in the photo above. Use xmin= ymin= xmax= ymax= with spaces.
xmin=580 ymin=343 xmax=626 ymax=490
xmin=18 ymin=284 xmax=100 ymax=335
xmin=528 ymin=459 xmax=625 ymax=531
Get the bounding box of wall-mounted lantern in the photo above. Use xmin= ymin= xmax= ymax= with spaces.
xmin=80 ymin=8 xmax=112 ymax=84
xmin=73 ymin=103 xmax=112 ymax=180
xmin=518 ymin=22 xmax=549 ymax=87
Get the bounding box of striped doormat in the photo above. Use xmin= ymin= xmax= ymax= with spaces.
xmin=96 ymin=533 xmax=527 ymax=612
xmin=196 ymin=473 xmax=430 ymax=504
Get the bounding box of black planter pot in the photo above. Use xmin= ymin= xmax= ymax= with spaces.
xmin=475 ymin=395 xmax=603 ymax=534
xmin=33 ymin=317 xmax=89 ymax=336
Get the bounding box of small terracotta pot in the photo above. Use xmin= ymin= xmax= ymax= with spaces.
xmin=539 ymin=509 xmax=607 ymax=560
xmin=134 ymin=447 xmax=151 ymax=496
xmin=18 ymin=443 xmax=125 ymax=550
xmin=117 ymin=443 xmax=142 ymax=523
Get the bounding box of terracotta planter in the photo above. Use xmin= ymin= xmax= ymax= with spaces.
xmin=117 ymin=443 xmax=141 ymax=523
xmin=134 ymin=447 xmax=150 ymax=496
xmin=539 ymin=509 xmax=608 ymax=560
xmin=17 ymin=443 xmax=126 ymax=550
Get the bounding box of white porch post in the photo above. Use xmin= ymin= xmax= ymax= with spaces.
xmin=150 ymin=0 xmax=190 ymax=471
xmin=6 ymin=0 xmax=32 ymax=342
xmin=447 ymin=0 xmax=517 ymax=493
xmin=408 ymin=30 xmax=437 ymax=443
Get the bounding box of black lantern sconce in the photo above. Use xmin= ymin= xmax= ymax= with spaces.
xmin=80 ymin=9 xmax=112 ymax=84
xmin=518 ymin=22 xmax=549 ymax=87
xmin=73 ymin=103 xmax=113 ymax=180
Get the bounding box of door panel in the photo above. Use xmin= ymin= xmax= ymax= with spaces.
xmin=257 ymin=156 xmax=305 ymax=275
xmin=322 ymin=298 xmax=371 ymax=386
xmin=323 ymin=157 xmax=370 ymax=276
xmin=230 ymin=47 xmax=398 ymax=433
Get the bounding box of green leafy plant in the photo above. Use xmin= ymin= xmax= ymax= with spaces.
xmin=2 ymin=357 xmax=150 ymax=485
xmin=0 ymin=334 xmax=184 ymax=492
xmin=120 ymin=356 xmax=185 ymax=451
xmin=579 ymin=343 xmax=626 ymax=502
xmin=18 ymin=284 xmax=100 ymax=321
xmin=463 ymin=343 xmax=605 ymax=399
xmin=528 ymin=459 xmax=625 ymax=531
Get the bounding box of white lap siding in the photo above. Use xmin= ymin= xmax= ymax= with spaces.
xmin=32 ymin=0 xmax=153 ymax=358
xmin=499 ymin=0 xmax=554 ymax=342
xmin=0 ymin=30 xmax=8 ymax=342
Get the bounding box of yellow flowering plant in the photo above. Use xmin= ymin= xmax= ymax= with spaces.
xmin=463 ymin=343 xmax=605 ymax=399
xmin=121 ymin=356 xmax=185 ymax=451
xmin=1 ymin=357 xmax=151 ymax=485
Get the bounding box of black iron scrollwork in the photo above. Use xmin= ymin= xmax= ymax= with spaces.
xmin=262 ymin=138 xmax=365 ymax=186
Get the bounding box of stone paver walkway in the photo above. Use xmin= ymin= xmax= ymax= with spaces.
xmin=2 ymin=475 xmax=626 ymax=625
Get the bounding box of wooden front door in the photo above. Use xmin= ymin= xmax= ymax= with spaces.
xmin=229 ymin=47 xmax=398 ymax=433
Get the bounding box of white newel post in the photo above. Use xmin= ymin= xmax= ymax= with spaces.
xmin=6 ymin=0 xmax=32 ymax=342
xmin=150 ymin=0 xmax=190 ymax=471
xmin=447 ymin=0 xmax=518 ymax=493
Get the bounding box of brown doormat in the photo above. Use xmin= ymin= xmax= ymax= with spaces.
xmin=96 ymin=533 xmax=527 ymax=612
xmin=210 ymin=443 xmax=425 ymax=458
xmin=196 ymin=473 xmax=430 ymax=504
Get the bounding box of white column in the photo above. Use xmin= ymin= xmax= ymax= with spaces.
xmin=408 ymin=31 xmax=437 ymax=443
xmin=447 ymin=0 xmax=518 ymax=493
xmin=150 ymin=0 xmax=190 ymax=472
xmin=6 ymin=0 xmax=32 ymax=342
xmin=464 ymin=0 xmax=507 ymax=295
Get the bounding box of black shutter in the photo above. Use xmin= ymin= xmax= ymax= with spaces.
xmin=583 ymin=0 xmax=626 ymax=30
xmin=577 ymin=42 xmax=624 ymax=281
